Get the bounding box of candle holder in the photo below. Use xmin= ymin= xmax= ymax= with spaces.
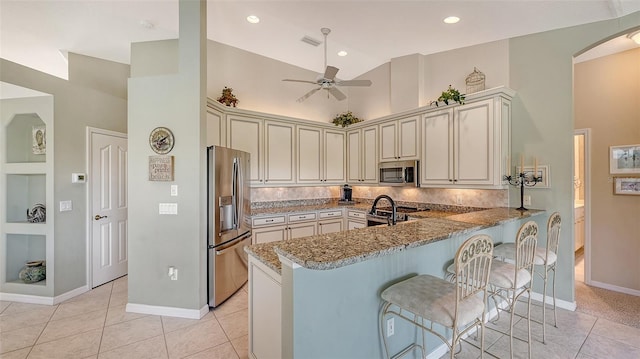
xmin=503 ymin=172 xmax=542 ymax=211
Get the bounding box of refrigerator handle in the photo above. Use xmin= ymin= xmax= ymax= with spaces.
xmin=232 ymin=157 xmax=239 ymax=230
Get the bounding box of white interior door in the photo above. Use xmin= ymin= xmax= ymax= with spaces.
xmin=90 ymin=130 xmax=128 ymax=287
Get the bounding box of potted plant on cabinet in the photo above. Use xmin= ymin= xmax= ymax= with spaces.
xmin=430 ymin=85 xmax=465 ymax=106
xmin=332 ymin=111 xmax=363 ymax=127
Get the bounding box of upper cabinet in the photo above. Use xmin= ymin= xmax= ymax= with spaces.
xmin=421 ymin=93 xmax=512 ymax=188
xmin=227 ymin=115 xmax=295 ymax=185
xmin=379 ymin=115 xmax=419 ymax=161
xmin=347 ymin=125 xmax=378 ymax=184
xmin=206 ymin=105 xmax=226 ymax=147
xmin=297 ymin=125 xmax=345 ymax=184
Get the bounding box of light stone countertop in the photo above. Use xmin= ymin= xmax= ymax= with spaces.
xmin=245 ymin=207 xmax=546 ymax=274
xmin=250 ymin=202 xmax=371 ymax=217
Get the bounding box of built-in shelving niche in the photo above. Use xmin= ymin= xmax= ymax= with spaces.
xmin=6 ymin=174 xmax=46 ymax=223
xmin=6 ymin=113 xmax=46 ymax=163
xmin=5 ymin=234 xmax=46 ymax=285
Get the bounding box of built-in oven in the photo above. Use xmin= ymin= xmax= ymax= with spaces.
xmin=379 ymin=160 xmax=419 ymax=187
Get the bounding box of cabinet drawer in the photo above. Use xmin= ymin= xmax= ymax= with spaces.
xmin=288 ymin=212 xmax=317 ymax=223
xmin=252 ymin=216 xmax=286 ymax=227
xmin=319 ymin=210 xmax=342 ymax=219
xmin=347 ymin=210 xmax=367 ymax=220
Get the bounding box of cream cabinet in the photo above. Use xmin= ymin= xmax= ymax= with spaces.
xmin=347 ymin=126 xmax=378 ymax=184
xmin=318 ymin=210 xmax=344 ymax=234
xmin=252 ymin=213 xmax=318 ymax=244
xmin=206 ymin=104 xmax=226 ymax=147
xmin=346 ymin=210 xmax=367 ymax=229
xmin=248 ymin=256 xmax=282 ymax=359
xmin=575 ymin=206 xmax=585 ymax=251
xmin=421 ymin=95 xmax=511 ymax=188
xmin=297 ymin=126 xmax=346 ymax=184
xmin=379 ymin=115 xmax=419 ymax=161
xmin=227 ymin=116 xmax=295 ymax=185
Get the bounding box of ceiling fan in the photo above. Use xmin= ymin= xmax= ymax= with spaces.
xmin=283 ymin=28 xmax=372 ymax=102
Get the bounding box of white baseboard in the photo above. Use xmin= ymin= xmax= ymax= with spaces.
xmin=53 ymin=286 xmax=90 ymax=304
xmin=589 ymin=280 xmax=640 ymax=297
xmin=0 ymin=292 xmax=54 ymax=305
xmin=0 ymin=285 xmax=88 ymax=305
xmin=126 ymin=302 xmax=209 ymax=319
xmin=528 ymin=290 xmax=577 ymax=311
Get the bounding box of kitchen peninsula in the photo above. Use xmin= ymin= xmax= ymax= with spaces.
xmin=245 ymin=206 xmax=546 ymax=359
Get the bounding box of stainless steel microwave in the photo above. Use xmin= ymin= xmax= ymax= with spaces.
xmin=379 ymin=160 xmax=419 ymax=187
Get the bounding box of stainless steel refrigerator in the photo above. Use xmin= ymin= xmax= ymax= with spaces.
xmin=207 ymin=146 xmax=252 ymax=307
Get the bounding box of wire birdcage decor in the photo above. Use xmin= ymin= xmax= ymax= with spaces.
xmin=465 ymin=67 xmax=485 ymax=94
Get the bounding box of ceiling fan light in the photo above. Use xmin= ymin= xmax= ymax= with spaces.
xmin=337 ymin=50 xmax=347 ymax=57
xmin=629 ymin=31 xmax=640 ymax=45
xmin=443 ymin=16 xmax=460 ymax=24
xmin=246 ymin=15 xmax=260 ymax=24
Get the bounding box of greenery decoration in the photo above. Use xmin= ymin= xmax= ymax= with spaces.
xmin=217 ymin=87 xmax=239 ymax=107
xmin=430 ymin=85 xmax=465 ymax=106
xmin=332 ymin=111 xmax=363 ymax=127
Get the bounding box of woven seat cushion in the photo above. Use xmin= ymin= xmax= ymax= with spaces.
xmin=493 ymin=243 xmax=557 ymax=266
xmin=489 ymin=260 xmax=532 ymax=289
xmin=381 ymin=274 xmax=484 ymax=328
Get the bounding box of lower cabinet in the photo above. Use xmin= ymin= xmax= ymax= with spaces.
xmin=248 ymin=256 xmax=282 ymax=359
xmin=318 ymin=219 xmax=343 ymax=234
xmin=575 ymin=206 xmax=585 ymax=251
xmin=253 ymin=225 xmax=287 ymax=244
xmin=346 ymin=210 xmax=367 ymax=229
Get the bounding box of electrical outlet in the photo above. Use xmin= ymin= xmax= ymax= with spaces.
xmin=168 ymin=266 xmax=178 ymax=280
xmin=386 ymin=318 xmax=394 ymax=337
xmin=456 ymin=195 xmax=463 ymax=205
xmin=523 ymin=195 xmax=531 ymax=206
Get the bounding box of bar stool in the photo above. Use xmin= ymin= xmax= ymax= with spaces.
xmin=379 ymin=234 xmax=493 ymax=359
xmin=493 ymin=212 xmax=562 ymax=343
xmin=488 ymin=220 xmax=538 ymax=359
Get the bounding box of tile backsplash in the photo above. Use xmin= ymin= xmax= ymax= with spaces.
xmin=251 ymin=186 xmax=507 ymax=208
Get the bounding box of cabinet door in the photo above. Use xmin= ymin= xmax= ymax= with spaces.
xmin=346 ymin=130 xmax=361 ymax=183
xmin=288 ymin=222 xmax=317 ymax=239
xmin=398 ymin=116 xmax=419 ymax=159
xmin=318 ymin=219 xmax=343 ymax=234
xmin=297 ymin=126 xmax=322 ymax=183
xmin=324 ymin=129 xmax=345 ymax=183
xmin=362 ymin=126 xmax=378 ymax=183
xmin=422 ymin=109 xmax=454 ymax=185
xmin=206 ymin=108 xmax=225 ymax=147
xmin=228 ymin=116 xmax=262 ymax=184
xmin=347 ymin=220 xmax=366 ymax=230
xmin=455 ymin=99 xmax=494 ymax=185
xmin=264 ymin=121 xmax=295 ymax=184
xmin=253 ymin=225 xmax=287 ymax=244
xmin=379 ymin=122 xmax=397 ymax=161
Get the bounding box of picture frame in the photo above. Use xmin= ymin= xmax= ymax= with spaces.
xmin=149 ymin=155 xmax=174 ymax=181
xmin=613 ymin=176 xmax=640 ymax=195
xmin=32 ymin=126 xmax=46 ymax=155
xmin=516 ymin=165 xmax=550 ymax=188
xmin=609 ymin=144 xmax=640 ymax=174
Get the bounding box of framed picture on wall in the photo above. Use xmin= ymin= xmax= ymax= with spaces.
xmin=613 ymin=177 xmax=640 ymax=196
xmin=32 ymin=126 xmax=46 ymax=155
xmin=610 ymin=144 xmax=640 ymax=174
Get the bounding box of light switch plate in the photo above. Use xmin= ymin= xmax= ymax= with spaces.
xmin=59 ymin=200 xmax=73 ymax=212
xmin=170 ymin=185 xmax=178 ymax=196
xmin=159 ymin=203 xmax=178 ymax=215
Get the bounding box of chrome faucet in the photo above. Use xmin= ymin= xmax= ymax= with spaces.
xmin=370 ymin=194 xmax=397 ymax=225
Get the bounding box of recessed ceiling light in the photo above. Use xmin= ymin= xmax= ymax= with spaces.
xmin=337 ymin=51 xmax=348 ymax=57
xmin=246 ymin=15 xmax=260 ymax=24
xmin=443 ymin=16 xmax=460 ymax=24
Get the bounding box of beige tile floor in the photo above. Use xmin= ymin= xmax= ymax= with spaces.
xmin=0 ymin=276 xmax=248 ymax=359
xmin=3 ymin=268 xmax=640 ymax=359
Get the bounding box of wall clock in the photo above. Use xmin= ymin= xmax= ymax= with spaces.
xmin=149 ymin=127 xmax=175 ymax=154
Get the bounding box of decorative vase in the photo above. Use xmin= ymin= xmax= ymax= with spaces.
xmin=18 ymin=261 xmax=46 ymax=283
xmin=27 ymin=204 xmax=46 ymax=223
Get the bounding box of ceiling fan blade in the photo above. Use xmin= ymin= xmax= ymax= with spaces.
xmin=283 ymin=79 xmax=318 ymax=85
xmin=327 ymin=87 xmax=347 ymax=101
xmin=323 ymin=66 xmax=339 ymax=81
xmin=336 ymin=79 xmax=372 ymax=87
xmin=297 ymin=87 xmax=320 ymax=102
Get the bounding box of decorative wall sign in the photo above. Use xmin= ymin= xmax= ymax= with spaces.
xmin=149 ymin=156 xmax=174 ymax=181
xmin=610 ymin=144 xmax=640 ymax=174
xmin=613 ymin=176 xmax=640 ymax=195
xmin=516 ymin=165 xmax=550 ymax=188
xmin=32 ymin=126 xmax=46 ymax=154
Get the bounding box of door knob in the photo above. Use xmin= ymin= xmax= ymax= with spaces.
xmin=94 ymin=215 xmax=108 ymax=220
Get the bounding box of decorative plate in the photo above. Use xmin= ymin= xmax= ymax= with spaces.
xmin=149 ymin=127 xmax=175 ymax=154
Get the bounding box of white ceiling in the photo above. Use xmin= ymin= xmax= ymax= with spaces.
xmin=1 ymin=0 xmax=639 ymax=81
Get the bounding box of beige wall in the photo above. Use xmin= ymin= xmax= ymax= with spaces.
xmin=575 ymin=48 xmax=640 ymax=290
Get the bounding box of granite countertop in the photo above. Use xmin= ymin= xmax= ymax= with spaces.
xmin=250 ymin=202 xmax=371 ymax=217
xmin=245 ymin=207 xmax=545 ymax=274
